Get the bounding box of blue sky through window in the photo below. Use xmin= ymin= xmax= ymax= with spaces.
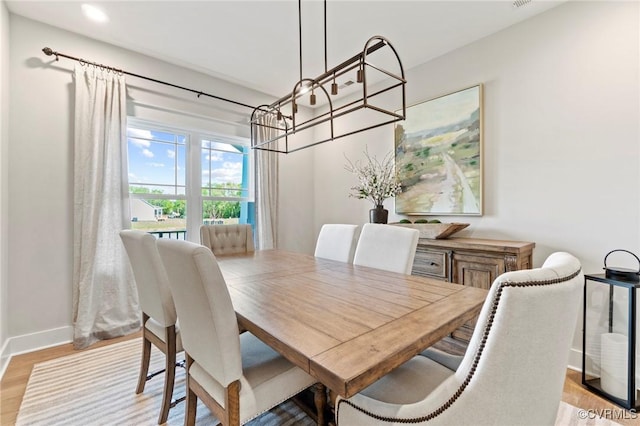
xmin=127 ymin=127 xmax=246 ymax=196
xmin=202 ymin=139 xmax=246 ymax=197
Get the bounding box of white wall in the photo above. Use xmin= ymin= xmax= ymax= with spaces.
xmin=313 ymin=0 xmax=639 ymax=368
xmin=317 ymin=0 xmax=639 ymax=269
xmin=6 ymin=15 xmax=314 ymax=355
xmin=279 ymin=146 xmax=316 ymax=253
xmin=0 ymin=0 xmax=10 ymax=376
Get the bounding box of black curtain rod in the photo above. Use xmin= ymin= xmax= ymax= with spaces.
xmin=42 ymin=47 xmax=257 ymax=111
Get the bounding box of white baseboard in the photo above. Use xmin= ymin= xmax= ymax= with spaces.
xmin=10 ymin=325 xmax=73 ymax=355
xmin=568 ymin=347 xmax=583 ymax=372
xmin=0 ymin=325 xmax=73 ymax=380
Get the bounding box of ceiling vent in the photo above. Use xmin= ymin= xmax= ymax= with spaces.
xmin=339 ymin=80 xmax=355 ymax=89
xmin=512 ymin=0 xmax=532 ymax=8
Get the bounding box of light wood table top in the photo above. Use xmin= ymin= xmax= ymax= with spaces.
xmin=217 ymin=249 xmax=488 ymax=398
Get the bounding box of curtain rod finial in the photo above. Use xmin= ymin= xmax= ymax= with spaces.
xmin=42 ymin=47 xmax=59 ymax=61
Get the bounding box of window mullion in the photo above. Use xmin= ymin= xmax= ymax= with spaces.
xmin=185 ymin=132 xmax=202 ymax=242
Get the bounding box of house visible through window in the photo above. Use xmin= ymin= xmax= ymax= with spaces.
xmin=126 ymin=120 xmax=254 ymax=241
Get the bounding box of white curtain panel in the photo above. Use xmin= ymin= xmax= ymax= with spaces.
xmin=255 ymin=115 xmax=279 ymax=250
xmin=72 ymin=65 xmax=139 ymax=349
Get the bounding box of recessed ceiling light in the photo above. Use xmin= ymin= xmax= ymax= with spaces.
xmin=81 ymin=4 xmax=109 ymax=23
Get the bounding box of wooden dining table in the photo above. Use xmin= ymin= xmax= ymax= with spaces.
xmin=216 ymin=249 xmax=488 ymax=400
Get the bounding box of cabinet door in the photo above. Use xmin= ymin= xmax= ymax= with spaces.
xmin=452 ymin=253 xmax=505 ymax=290
xmin=451 ymin=253 xmax=505 ymax=342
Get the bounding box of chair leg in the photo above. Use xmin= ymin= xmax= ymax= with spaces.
xmin=185 ymin=354 xmax=197 ymax=426
xmin=158 ymin=325 xmax=177 ymax=424
xmin=225 ymin=380 xmax=241 ymax=426
xmin=136 ymin=315 xmax=152 ymax=394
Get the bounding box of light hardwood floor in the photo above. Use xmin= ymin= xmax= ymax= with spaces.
xmin=1 ymin=332 xmax=638 ymax=426
xmin=1 ymin=332 xmax=141 ymax=426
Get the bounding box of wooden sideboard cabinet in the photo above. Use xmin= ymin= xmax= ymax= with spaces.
xmin=412 ymin=237 xmax=535 ymax=351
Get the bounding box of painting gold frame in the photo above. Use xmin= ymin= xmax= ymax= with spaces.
xmin=394 ymin=84 xmax=483 ymax=216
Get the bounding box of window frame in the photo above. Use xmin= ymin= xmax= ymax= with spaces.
xmin=126 ymin=118 xmax=254 ymax=242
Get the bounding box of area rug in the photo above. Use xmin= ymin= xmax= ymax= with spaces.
xmin=15 ymin=338 xmax=313 ymax=425
xmin=15 ymin=338 xmax=620 ymax=425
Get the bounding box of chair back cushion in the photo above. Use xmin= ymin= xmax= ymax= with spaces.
xmin=314 ymin=224 xmax=359 ymax=263
xmin=449 ymin=251 xmax=584 ymax=424
xmin=157 ymin=238 xmax=242 ymax=387
xmin=119 ymin=230 xmax=176 ymax=327
xmin=200 ymin=224 xmax=255 ymax=255
xmin=353 ymin=223 xmax=420 ymax=274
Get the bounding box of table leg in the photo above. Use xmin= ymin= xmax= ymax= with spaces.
xmin=314 ymin=383 xmax=327 ymax=426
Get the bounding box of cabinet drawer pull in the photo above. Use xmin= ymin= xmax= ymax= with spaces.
xmin=430 ymin=262 xmax=438 ymax=266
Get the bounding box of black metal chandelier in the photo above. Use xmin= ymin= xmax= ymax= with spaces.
xmin=250 ymin=0 xmax=406 ymax=154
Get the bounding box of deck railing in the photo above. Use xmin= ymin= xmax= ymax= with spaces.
xmin=148 ymin=230 xmax=187 ymax=240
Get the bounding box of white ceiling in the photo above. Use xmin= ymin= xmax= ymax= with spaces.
xmin=7 ymin=0 xmax=565 ymax=98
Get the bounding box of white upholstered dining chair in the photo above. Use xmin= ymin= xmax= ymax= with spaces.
xmin=314 ymin=224 xmax=359 ymax=263
xmin=200 ymin=224 xmax=255 ymax=256
xmin=335 ymin=252 xmax=583 ymax=426
xmin=353 ymin=223 xmax=420 ymax=274
xmin=156 ymin=238 xmax=319 ymax=426
xmin=119 ymin=230 xmax=183 ymax=425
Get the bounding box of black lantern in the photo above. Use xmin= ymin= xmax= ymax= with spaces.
xmin=582 ymin=250 xmax=640 ymax=410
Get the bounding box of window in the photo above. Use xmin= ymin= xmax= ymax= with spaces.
xmin=126 ymin=120 xmax=254 ymax=241
xmin=201 ymin=138 xmax=253 ymax=226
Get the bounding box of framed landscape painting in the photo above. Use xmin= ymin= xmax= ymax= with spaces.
xmin=395 ymin=84 xmax=483 ymax=215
